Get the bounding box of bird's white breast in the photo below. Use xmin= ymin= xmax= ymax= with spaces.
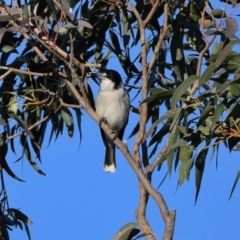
xmin=95 ymin=87 xmax=129 ymax=131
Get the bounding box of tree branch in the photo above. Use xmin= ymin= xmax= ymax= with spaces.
xmin=143 ymin=0 xmax=160 ymax=26
xmin=148 ymin=3 xmax=169 ymax=74
xmin=0 ymin=66 xmax=57 ymax=80
xmin=128 ymin=2 xmax=175 ymax=239
xmin=65 ymin=77 xmax=172 ymax=230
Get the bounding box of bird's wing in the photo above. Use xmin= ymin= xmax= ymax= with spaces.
xmin=100 ymin=128 xmax=107 ymax=147
xmin=118 ymin=117 xmax=128 ymax=141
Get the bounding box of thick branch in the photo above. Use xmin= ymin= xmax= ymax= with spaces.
xmin=135 ymin=181 xmax=155 ymax=240
xmin=129 ymin=2 xmax=174 ymax=239
xmin=65 ymin=79 xmax=171 ymax=223
xmin=163 ymin=210 xmax=176 ymax=240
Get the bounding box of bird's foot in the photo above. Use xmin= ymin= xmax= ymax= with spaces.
xmin=112 ymin=131 xmax=117 ymax=141
xmin=99 ymin=117 xmax=117 ymax=141
xmin=99 ymin=117 xmax=106 ymax=125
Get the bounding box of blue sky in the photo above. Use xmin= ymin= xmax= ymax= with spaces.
xmin=4 ymin=0 xmax=240 ymax=240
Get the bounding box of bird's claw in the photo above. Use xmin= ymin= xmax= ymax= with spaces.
xmin=99 ymin=117 xmax=106 ymax=125
xmin=112 ymin=131 xmax=117 ymax=141
xmin=99 ymin=117 xmax=117 ymax=141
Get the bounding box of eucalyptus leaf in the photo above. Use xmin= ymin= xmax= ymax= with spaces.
xmin=112 ymin=222 xmax=139 ymax=240
xmin=1 ymin=45 xmax=18 ymax=53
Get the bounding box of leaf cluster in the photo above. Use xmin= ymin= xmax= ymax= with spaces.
xmin=0 ymin=0 xmax=239 ymax=238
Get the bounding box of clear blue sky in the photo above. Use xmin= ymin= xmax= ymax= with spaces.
xmin=4 ymin=0 xmax=240 ymax=240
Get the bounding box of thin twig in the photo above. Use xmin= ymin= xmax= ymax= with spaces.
xmin=148 ymin=3 xmax=169 ymax=74
xmin=143 ymin=0 xmax=160 ymax=26
xmin=7 ymin=115 xmax=50 ymax=140
xmin=0 ymin=66 xmax=57 ymax=80
xmin=58 ymin=98 xmax=82 ymax=109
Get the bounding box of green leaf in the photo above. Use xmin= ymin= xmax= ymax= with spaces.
xmin=169 ymin=139 xmax=187 ymax=151
xmin=198 ymin=125 xmax=210 ymax=136
xmin=144 ymin=109 xmax=176 ymax=141
xmin=8 ymin=111 xmax=41 ymax=150
xmin=24 ymin=222 xmax=31 ymax=240
xmin=170 ymin=108 xmax=182 ymax=131
xmin=229 ymin=83 xmax=240 ymax=97
xmin=112 ymin=222 xmax=140 ymax=240
xmin=0 ymin=8 xmax=22 ymax=21
xmin=23 ymin=4 xmax=29 ymax=21
xmin=179 ymin=157 xmax=193 ymax=185
xmin=211 ymin=9 xmax=226 ymax=18
xmin=20 ymin=134 xmax=46 ymax=175
xmin=215 ymin=40 xmax=240 ymax=67
xmin=78 ymin=20 xmax=93 ymax=29
xmin=197 ymin=102 xmax=214 ymax=127
xmin=95 ymin=32 xmax=105 ymax=61
xmin=2 ymin=156 xmax=25 ymax=182
xmin=60 ymin=107 xmax=74 ymax=138
xmin=199 ymin=19 xmax=215 ymax=29
xmin=109 ymin=30 xmax=121 ymax=52
xmin=8 ymin=96 xmax=18 ymax=114
xmin=167 ymin=125 xmax=180 ymax=175
xmin=143 ymin=88 xmax=175 ymax=103
xmin=8 ymin=209 xmax=33 ymax=224
xmin=225 ymin=17 xmax=238 ymax=38
xmin=10 ymin=125 xmax=17 ymax=155
xmin=74 ymin=109 xmax=82 ymax=146
xmin=195 ymin=146 xmax=209 ymax=204
xmin=228 ymin=137 xmax=240 ymax=152
xmin=229 ymin=170 xmax=240 ymax=201
xmin=1 ymin=45 xmax=18 ymax=53
xmin=148 ymin=123 xmax=170 ymax=154
xmin=199 ymin=63 xmax=217 ymax=87
xmin=210 ymin=102 xmax=225 ymax=132
xmin=171 ymin=75 xmax=198 ymax=109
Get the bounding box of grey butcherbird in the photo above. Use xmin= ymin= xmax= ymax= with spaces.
xmin=91 ymin=69 xmax=130 ymax=173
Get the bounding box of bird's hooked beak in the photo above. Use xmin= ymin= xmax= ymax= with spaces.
xmin=90 ymin=72 xmax=107 ymax=81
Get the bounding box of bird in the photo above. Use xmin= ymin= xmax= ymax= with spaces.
xmin=92 ymin=69 xmax=130 ymax=173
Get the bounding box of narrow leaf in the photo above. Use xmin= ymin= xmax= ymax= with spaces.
xmin=229 ymin=170 xmax=240 ymax=201
xmin=144 ymin=109 xmax=176 ymax=141
xmin=215 ymin=40 xmax=240 ymax=67
xmin=20 ymin=135 xmax=46 ymax=175
xmin=8 ymin=209 xmax=33 ymax=224
xmin=60 ymin=107 xmax=74 ymax=138
xmin=1 ymin=45 xmax=18 ymax=53
xmin=74 ymin=109 xmax=82 ymax=146
xmin=167 ymin=125 xmax=180 ymax=175
xmin=225 ymin=17 xmax=238 ymax=38
xmin=199 ymin=63 xmax=217 ymax=87
xmin=8 ymin=111 xmax=40 ymax=150
xmin=24 ymin=222 xmax=31 ymax=240
xmin=211 ymin=9 xmax=226 ymax=18
xmin=2 ymin=157 xmax=25 ymax=182
xmin=171 ymin=75 xmax=198 ymax=109
xmin=78 ymin=20 xmax=93 ymax=29
xmin=195 ymin=145 xmax=209 ymax=204
xmin=112 ymin=222 xmax=139 ymax=240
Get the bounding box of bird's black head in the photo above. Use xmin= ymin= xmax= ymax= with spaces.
xmin=104 ymin=69 xmax=123 ymax=89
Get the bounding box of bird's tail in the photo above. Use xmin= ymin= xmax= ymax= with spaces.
xmin=104 ymin=145 xmax=116 ymax=173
